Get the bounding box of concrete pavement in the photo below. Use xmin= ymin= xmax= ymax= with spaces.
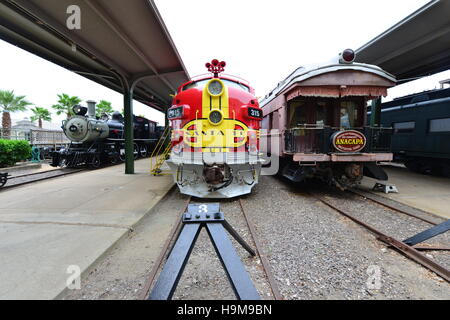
xmin=360 ymin=165 xmax=450 ymax=219
xmin=0 ymin=159 xmax=173 ymax=299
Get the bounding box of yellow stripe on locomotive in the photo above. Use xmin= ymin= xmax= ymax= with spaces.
xmin=179 ymin=78 xmax=258 ymax=151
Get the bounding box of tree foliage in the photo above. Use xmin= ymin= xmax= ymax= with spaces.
xmin=0 ymin=90 xmax=32 ymax=131
xmin=30 ymin=107 xmax=52 ymax=128
xmin=95 ymin=100 xmax=114 ymax=118
xmin=51 ymin=94 xmax=81 ymax=118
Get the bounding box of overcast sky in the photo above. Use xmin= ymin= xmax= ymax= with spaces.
xmin=1 ymin=0 xmax=449 ymax=129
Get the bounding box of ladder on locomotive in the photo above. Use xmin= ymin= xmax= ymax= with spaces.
xmin=150 ymin=126 xmax=172 ymax=175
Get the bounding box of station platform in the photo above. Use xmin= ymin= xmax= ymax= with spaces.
xmin=0 ymin=159 xmax=174 ymax=299
xmin=361 ymin=164 xmax=450 ymax=219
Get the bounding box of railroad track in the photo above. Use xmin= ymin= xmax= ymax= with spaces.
xmin=349 ymin=189 xmax=441 ymax=226
xmin=1 ymin=168 xmax=84 ymax=190
xmin=310 ymin=191 xmax=450 ymax=283
xmin=0 ymin=158 xmax=138 ymax=190
xmin=139 ymin=197 xmax=282 ymax=300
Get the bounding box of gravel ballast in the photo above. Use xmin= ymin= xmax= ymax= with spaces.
xmin=62 ymin=175 xmax=450 ymax=300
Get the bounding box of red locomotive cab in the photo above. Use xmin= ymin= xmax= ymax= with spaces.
xmin=166 ymin=59 xmax=264 ymax=198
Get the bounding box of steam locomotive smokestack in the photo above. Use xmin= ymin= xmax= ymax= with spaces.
xmin=87 ymin=100 xmax=96 ymax=118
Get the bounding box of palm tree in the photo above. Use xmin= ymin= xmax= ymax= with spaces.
xmin=51 ymin=93 xmax=81 ymax=118
xmin=0 ymin=90 xmax=32 ymax=137
xmin=95 ymin=100 xmax=114 ymax=118
xmin=30 ymin=107 xmax=52 ymax=128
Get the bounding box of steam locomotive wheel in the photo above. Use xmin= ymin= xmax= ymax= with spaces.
xmin=119 ymin=147 xmax=126 ymax=162
xmin=139 ymin=145 xmax=148 ymax=158
xmin=60 ymin=158 xmax=68 ymax=168
xmin=118 ymin=144 xmax=139 ymax=161
xmin=133 ymin=143 xmax=139 ymax=160
xmin=90 ymin=155 xmax=101 ymax=168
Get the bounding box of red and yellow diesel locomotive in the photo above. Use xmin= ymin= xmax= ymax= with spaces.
xmin=166 ymin=59 xmax=263 ymax=198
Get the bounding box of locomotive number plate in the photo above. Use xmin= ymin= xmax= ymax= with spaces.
xmin=332 ymin=130 xmax=366 ymax=152
xmin=248 ymin=107 xmax=262 ymax=119
xmin=168 ymin=106 xmax=183 ymax=119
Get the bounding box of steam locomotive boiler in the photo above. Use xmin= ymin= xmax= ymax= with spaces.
xmin=166 ymin=59 xmax=264 ymax=198
xmin=51 ymin=100 xmax=159 ymax=168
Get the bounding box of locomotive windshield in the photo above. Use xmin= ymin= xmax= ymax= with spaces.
xmin=183 ymin=79 xmax=249 ymax=92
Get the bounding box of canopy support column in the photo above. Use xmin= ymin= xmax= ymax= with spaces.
xmin=123 ymin=81 xmax=134 ymax=174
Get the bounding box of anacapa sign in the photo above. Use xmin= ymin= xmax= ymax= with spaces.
xmin=332 ymin=130 xmax=366 ymax=152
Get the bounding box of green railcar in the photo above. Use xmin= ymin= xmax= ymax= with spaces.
xmin=380 ymin=87 xmax=450 ymax=176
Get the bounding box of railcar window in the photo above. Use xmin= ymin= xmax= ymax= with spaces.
xmin=411 ymin=94 xmax=430 ymax=103
xmin=393 ymin=121 xmax=415 ymax=133
xmin=316 ymin=102 xmax=326 ymax=126
xmin=182 ymin=79 xmax=249 ymax=92
xmin=289 ymin=101 xmax=307 ymax=127
xmin=429 ymin=118 xmax=450 ymax=133
xmin=340 ymin=101 xmax=358 ymax=128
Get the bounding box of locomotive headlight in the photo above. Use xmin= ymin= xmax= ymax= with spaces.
xmin=207 ymin=79 xmax=224 ymax=96
xmin=208 ymin=110 xmax=223 ymax=126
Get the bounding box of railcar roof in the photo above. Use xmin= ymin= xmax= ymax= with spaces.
xmin=260 ymin=62 xmax=396 ymax=107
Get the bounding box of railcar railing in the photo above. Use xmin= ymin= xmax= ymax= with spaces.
xmin=284 ymin=126 xmax=392 ymax=154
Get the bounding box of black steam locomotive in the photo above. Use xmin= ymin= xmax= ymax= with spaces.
xmin=51 ymin=101 xmax=162 ymax=168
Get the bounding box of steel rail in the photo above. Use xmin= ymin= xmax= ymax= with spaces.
xmin=349 ymin=189 xmax=438 ymax=225
xmin=1 ymin=169 xmax=84 ymax=190
xmin=311 ymin=193 xmax=450 ymax=283
xmin=1 ymin=159 xmax=135 ymax=190
xmin=239 ymin=199 xmax=283 ymax=300
xmin=139 ymin=197 xmax=191 ymax=300
xmin=8 ymin=169 xmax=66 ymax=179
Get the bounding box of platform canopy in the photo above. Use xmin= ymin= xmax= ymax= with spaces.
xmin=356 ymin=0 xmax=450 ymax=82
xmin=0 ymin=0 xmax=190 ymax=111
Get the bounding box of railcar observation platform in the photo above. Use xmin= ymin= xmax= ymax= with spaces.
xmin=0 ymin=159 xmax=175 ymax=299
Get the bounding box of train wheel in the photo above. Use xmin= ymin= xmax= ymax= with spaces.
xmin=139 ymin=145 xmax=148 ymax=158
xmin=133 ymin=143 xmax=139 ymax=160
xmin=118 ymin=145 xmax=139 ymax=161
xmin=119 ymin=147 xmax=126 ymax=162
xmin=110 ymin=155 xmax=118 ymax=165
xmin=90 ymin=155 xmax=101 ymax=168
xmin=60 ymin=158 xmax=68 ymax=168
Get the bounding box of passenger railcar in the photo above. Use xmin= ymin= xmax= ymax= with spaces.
xmin=51 ymin=100 xmax=160 ymax=168
xmin=260 ymin=49 xmax=397 ymax=189
xmin=380 ymin=84 xmax=450 ymax=176
xmin=166 ymin=59 xmax=263 ymax=198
